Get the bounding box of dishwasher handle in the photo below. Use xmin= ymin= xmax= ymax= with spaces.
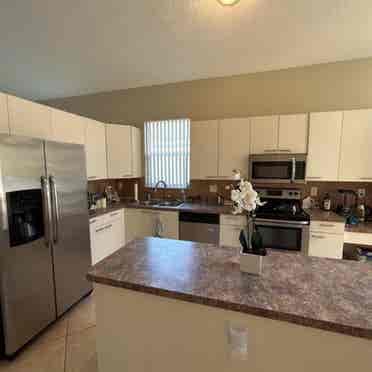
xmin=179 ymin=212 xmax=219 ymax=225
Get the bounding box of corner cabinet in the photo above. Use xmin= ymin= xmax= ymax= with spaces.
xmin=339 ymin=109 xmax=372 ymax=182
xmin=106 ymin=124 xmax=142 ymax=179
xmin=124 ymin=209 xmax=179 ymax=243
xmin=306 ymin=111 xmax=343 ymax=182
xmin=7 ymin=95 xmax=53 ymax=139
xmin=0 ymin=93 xmax=9 ymax=134
xmin=250 ymin=114 xmax=308 ymax=154
xmin=51 ymin=108 xmax=86 ymax=144
xmin=85 ymin=118 xmax=107 ymax=180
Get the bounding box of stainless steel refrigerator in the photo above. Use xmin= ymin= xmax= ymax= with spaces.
xmin=0 ymin=134 xmax=92 ymax=357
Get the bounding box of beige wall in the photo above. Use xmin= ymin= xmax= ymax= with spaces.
xmin=44 ymin=57 xmax=372 ymax=128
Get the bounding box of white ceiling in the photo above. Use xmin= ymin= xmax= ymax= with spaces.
xmin=1 ymin=0 xmax=372 ymax=100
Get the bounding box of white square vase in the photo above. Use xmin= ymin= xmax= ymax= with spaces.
xmin=239 ymin=250 xmax=263 ymax=275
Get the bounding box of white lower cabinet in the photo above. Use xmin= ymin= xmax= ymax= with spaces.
xmin=308 ymin=221 xmax=345 ymax=259
xmin=89 ymin=209 xmax=125 ymax=265
xmin=219 ymin=214 xmax=246 ymax=248
xmin=125 ymin=209 xmax=179 ymax=243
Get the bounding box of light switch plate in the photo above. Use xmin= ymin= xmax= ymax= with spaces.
xmin=310 ymin=187 xmax=318 ymax=197
xmin=209 ymin=184 xmax=218 ymax=193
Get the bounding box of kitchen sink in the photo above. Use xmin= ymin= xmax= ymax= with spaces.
xmin=157 ymin=200 xmax=184 ymax=207
xmin=139 ymin=200 xmax=184 ymax=208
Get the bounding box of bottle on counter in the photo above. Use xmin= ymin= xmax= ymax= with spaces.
xmin=323 ymin=193 xmax=331 ymax=211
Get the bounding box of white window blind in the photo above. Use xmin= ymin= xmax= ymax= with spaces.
xmin=144 ymin=119 xmax=190 ymax=189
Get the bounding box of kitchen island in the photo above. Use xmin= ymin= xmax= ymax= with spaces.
xmin=87 ymin=238 xmax=372 ymax=372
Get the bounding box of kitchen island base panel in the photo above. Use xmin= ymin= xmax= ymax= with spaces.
xmin=94 ymin=284 xmax=371 ymax=372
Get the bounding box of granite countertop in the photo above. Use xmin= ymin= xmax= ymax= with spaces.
xmin=345 ymin=222 xmax=372 ymax=234
xmin=87 ymin=237 xmax=372 ymax=340
xmin=305 ymin=209 xmax=346 ymax=223
xmin=89 ymin=201 xmax=234 ymax=218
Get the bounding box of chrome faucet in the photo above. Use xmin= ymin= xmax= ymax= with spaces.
xmin=154 ymin=180 xmax=167 ymax=201
xmin=154 ymin=180 xmax=167 ymax=191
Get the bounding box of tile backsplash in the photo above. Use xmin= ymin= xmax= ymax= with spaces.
xmin=88 ymin=178 xmax=372 ymax=208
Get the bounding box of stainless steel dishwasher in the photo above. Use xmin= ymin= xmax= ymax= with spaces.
xmin=179 ymin=212 xmax=220 ymax=244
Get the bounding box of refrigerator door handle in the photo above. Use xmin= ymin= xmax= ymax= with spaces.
xmin=41 ymin=176 xmax=52 ymax=246
xmin=49 ymin=175 xmax=60 ymax=244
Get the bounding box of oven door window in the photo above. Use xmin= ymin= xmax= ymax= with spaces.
xmin=252 ymin=161 xmax=292 ymax=180
xmin=256 ymin=225 xmax=302 ymax=251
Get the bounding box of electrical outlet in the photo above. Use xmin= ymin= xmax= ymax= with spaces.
xmin=209 ymin=184 xmax=218 ymax=193
xmin=358 ymin=188 xmax=366 ymax=198
xmin=310 ymin=187 xmax=318 ymax=197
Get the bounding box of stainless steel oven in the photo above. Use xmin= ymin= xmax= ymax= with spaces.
xmin=249 ymin=154 xmax=307 ymax=184
xmin=255 ymin=218 xmax=309 ymax=252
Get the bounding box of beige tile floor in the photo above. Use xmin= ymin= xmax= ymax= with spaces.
xmin=0 ymin=292 xmax=97 ymax=372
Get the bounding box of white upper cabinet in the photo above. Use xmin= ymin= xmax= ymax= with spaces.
xmin=131 ymin=126 xmax=142 ymax=178
xmin=250 ymin=114 xmax=308 ymax=154
xmin=339 ymin=109 xmax=372 ymax=182
xmin=219 ymin=118 xmax=250 ymax=178
xmin=278 ymin=114 xmax=308 ymax=153
xmin=191 ymin=120 xmax=219 ymax=179
xmin=0 ymin=93 xmax=9 ymax=134
xmin=307 ymin=111 xmax=343 ymax=181
xmin=106 ymin=124 xmax=142 ymax=179
xmin=8 ymin=95 xmax=53 ymax=139
xmin=85 ymin=118 xmax=107 ymax=180
xmin=250 ymin=115 xmax=279 ymax=154
xmin=51 ymin=108 xmax=86 ymax=144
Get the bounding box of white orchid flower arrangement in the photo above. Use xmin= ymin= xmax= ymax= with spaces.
xmin=231 ymin=170 xmax=264 ymax=215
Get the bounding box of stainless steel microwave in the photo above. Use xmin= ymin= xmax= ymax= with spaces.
xmin=249 ymin=154 xmax=307 ymax=184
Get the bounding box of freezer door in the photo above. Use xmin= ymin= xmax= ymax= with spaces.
xmin=44 ymin=141 xmax=92 ymax=316
xmin=0 ymin=134 xmax=56 ymax=356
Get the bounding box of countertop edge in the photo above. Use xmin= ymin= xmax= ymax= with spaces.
xmin=86 ymin=273 xmax=372 ymax=341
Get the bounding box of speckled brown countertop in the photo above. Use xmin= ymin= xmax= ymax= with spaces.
xmin=345 ymin=222 xmax=372 ymax=234
xmin=87 ymin=237 xmax=372 ymax=340
xmin=89 ymin=201 xmax=234 ymax=218
xmin=305 ymin=209 xmax=346 ymax=223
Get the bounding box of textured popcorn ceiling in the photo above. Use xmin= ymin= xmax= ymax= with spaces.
xmin=1 ymin=0 xmax=372 ymax=100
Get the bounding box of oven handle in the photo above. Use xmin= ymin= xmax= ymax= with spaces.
xmin=255 ymin=218 xmax=309 ymax=228
xmin=291 ymin=157 xmax=296 ymax=183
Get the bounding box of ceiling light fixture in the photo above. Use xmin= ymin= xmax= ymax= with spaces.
xmin=218 ymin=0 xmax=240 ymax=6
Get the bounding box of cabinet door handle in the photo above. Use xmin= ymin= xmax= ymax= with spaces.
xmin=96 ymin=227 xmax=106 ymax=233
xmin=264 ymin=149 xmax=278 ymax=153
xmin=105 ymin=224 xmax=113 ymax=230
xmin=319 ymin=223 xmax=335 ymax=228
xmin=110 ymin=212 xmax=120 ymax=217
xmin=278 ymin=149 xmax=291 ymax=153
xmin=311 ymin=234 xmax=326 ymax=239
xmin=90 ymin=219 xmax=97 ymax=224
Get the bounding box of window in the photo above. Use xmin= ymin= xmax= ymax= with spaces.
xmin=144 ymin=119 xmax=190 ymax=189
